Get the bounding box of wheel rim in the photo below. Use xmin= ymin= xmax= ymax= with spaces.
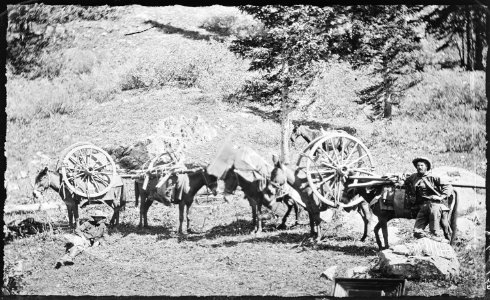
xmin=305 ymin=132 xmax=374 ymax=207
xmin=61 ymin=144 xmax=117 ymax=198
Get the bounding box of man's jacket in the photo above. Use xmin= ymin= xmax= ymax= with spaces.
xmin=75 ymin=220 xmax=107 ymax=243
xmin=404 ymin=172 xmax=452 ymax=208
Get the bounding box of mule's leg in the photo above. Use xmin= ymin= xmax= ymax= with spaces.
xmin=73 ymin=204 xmax=80 ymax=229
xmin=374 ymin=222 xmax=384 ymax=250
xmin=381 ymin=221 xmax=389 ymax=250
xmin=178 ymin=201 xmax=185 ymax=234
xmin=440 ymin=211 xmax=452 ymax=240
xmin=315 ymin=219 xmax=322 ymax=243
xmin=66 ymin=203 xmax=74 ymax=229
xmin=256 ymin=203 xmax=263 ymax=233
xmin=138 ymin=193 xmax=147 ymax=228
xmin=308 ymin=211 xmax=316 ymax=237
xmin=106 ymin=201 xmax=117 ymax=226
xmin=250 ymin=200 xmax=258 ymax=232
xmin=278 ymin=202 xmax=293 ymax=230
xmin=360 ymin=208 xmax=369 ymax=242
xmin=292 ymin=201 xmax=299 ymax=227
xmin=186 ymin=200 xmax=194 ymax=233
xmin=144 ymin=199 xmax=153 ymax=228
xmin=359 ymin=200 xmax=374 ymax=236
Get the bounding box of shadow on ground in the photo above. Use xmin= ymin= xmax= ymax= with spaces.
xmin=245 ymin=106 xmax=281 ymax=123
xmin=144 ymin=20 xmax=217 ymax=41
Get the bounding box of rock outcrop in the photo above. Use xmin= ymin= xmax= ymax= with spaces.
xmin=378 ymin=237 xmax=459 ymax=280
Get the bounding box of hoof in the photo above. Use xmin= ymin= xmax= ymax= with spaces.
xmin=277 ymin=224 xmax=287 ymax=230
xmin=187 ymin=228 xmax=199 ymax=234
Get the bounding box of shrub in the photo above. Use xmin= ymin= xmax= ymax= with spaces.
xmin=200 ymin=12 xmax=264 ymax=38
xmin=119 ymin=40 xmax=250 ymax=100
xmin=7 ymin=4 xmax=120 ymax=77
xmin=401 ymin=70 xmax=486 ymax=153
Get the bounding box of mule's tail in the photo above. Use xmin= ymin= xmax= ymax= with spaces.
xmin=134 ymin=181 xmax=139 ymax=207
xmin=449 ymin=190 xmax=458 ymax=245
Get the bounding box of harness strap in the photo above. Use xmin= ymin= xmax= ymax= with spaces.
xmin=421 ymin=176 xmax=442 ymax=197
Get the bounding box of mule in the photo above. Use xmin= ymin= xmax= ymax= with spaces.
xmin=135 ymin=167 xmax=218 ymax=233
xmin=33 ymin=166 xmax=126 ymax=228
xmin=269 ymin=157 xmax=375 ymax=242
xmin=222 ymin=165 xmax=278 ymax=233
xmin=354 ymin=186 xmax=459 ymax=250
xmin=290 ymin=124 xmax=357 ymax=146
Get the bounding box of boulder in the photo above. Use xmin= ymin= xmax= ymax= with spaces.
xmin=378 ymin=237 xmax=459 ymax=280
xmin=320 ymin=266 xmax=338 ymax=281
xmin=345 ymin=266 xmax=371 ymax=278
xmin=431 ymin=166 xmax=485 ymax=213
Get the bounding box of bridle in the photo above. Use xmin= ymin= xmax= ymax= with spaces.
xmin=199 ymin=169 xmax=218 ymax=194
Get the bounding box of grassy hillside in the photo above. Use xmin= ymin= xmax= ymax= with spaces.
xmin=4 ymin=5 xmax=486 ymax=297
xmin=6 ymin=5 xmax=485 ymax=203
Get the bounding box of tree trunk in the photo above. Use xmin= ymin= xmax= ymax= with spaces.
xmin=466 ymin=9 xmax=474 ymax=71
xmin=280 ymin=87 xmax=292 ymax=165
xmin=474 ymin=7 xmax=484 ymax=70
xmin=486 ymin=4 xmax=490 ymax=267
xmin=459 ymin=31 xmax=465 ymax=68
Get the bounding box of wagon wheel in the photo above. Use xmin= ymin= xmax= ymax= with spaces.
xmin=61 ymin=144 xmax=117 ymax=198
xmin=147 ymin=151 xmax=181 ymax=172
xmin=304 ymin=132 xmax=375 ymax=208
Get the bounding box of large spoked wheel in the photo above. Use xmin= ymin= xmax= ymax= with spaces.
xmin=61 ymin=144 xmax=117 ymax=198
xmin=304 ymin=132 xmax=375 ymax=207
xmin=147 ymin=151 xmax=181 ymax=172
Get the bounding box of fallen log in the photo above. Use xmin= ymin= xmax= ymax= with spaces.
xmin=4 ymin=202 xmax=64 ymax=214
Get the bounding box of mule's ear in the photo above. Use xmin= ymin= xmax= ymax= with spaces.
xmin=272 ymin=154 xmax=280 ymax=166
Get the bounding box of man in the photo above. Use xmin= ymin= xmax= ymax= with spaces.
xmin=55 ymin=210 xmax=108 ymax=268
xmin=404 ymin=157 xmax=453 ymax=241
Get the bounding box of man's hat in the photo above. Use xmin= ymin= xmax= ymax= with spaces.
xmin=91 ymin=210 xmax=106 ymax=219
xmin=412 ymin=157 xmax=431 ymax=171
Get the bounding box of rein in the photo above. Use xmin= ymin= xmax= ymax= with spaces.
xmin=199 ymin=169 xmax=217 ymax=195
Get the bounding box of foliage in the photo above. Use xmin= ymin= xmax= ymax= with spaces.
xmin=230 ymin=5 xmax=340 ymax=109
xmin=200 ymin=13 xmax=265 ymax=38
xmin=7 ymin=4 xmax=119 ymax=77
xmin=330 ymin=5 xmax=424 ymax=113
xmin=379 ymin=70 xmax=487 ymax=154
xmin=7 ymin=68 xmax=119 ymax=124
xmin=119 ymin=40 xmax=250 ymax=100
xmin=2 ymin=260 xmax=25 ymax=295
xmin=419 ymin=5 xmax=487 ymax=71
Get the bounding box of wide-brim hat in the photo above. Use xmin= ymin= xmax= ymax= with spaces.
xmin=412 ymin=157 xmax=431 ymax=171
xmin=90 ymin=210 xmax=107 ymax=219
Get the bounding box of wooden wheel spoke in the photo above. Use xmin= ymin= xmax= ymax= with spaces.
xmin=92 ymin=162 xmax=112 ymax=172
xmin=316 ymin=147 xmax=335 ymax=165
xmin=329 ymin=138 xmax=340 ymax=162
xmin=74 ymin=151 xmax=87 ymax=168
xmin=339 ymin=138 xmax=344 ymax=162
xmin=351 ymin=168 xmax=376 ymax=176
xmin=343 ymin=142 xmax=359 ymax=164
xmin=318 ymin=173 xmax=335 ymax=186
xmin=67 ymin=172 xmax=84 ymax=181
xmin=346 ymin=153 xmax=369 ymax=167
xmin=88 ymin=176 xmax=100 ymax=193
xmin=92 ymin=172 xmax=110 ymax=186
xmin=68 ymin=157 xmax=84 ymax=169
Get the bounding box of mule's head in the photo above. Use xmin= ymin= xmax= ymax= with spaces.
xmin=290 ymin=124 xmax=301 ymax=146
xmin=270 ymin=154 xmax=288 ymax=186
xmin=222 ymin=167 xmax=238 ymax=202
xmin=32 ymin=166 xmax=50 ymax=199
xmin=203 ymin=169 xmax=218 ymax=196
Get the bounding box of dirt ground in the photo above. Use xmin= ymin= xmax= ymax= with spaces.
xmin=5 ymin=186 xmax=485 ymax=297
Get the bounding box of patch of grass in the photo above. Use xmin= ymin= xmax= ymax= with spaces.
xmin=7 ymin=78 xmax=81 ymax=124
xmin=118 ymin=40 xmax=250 ymax=101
